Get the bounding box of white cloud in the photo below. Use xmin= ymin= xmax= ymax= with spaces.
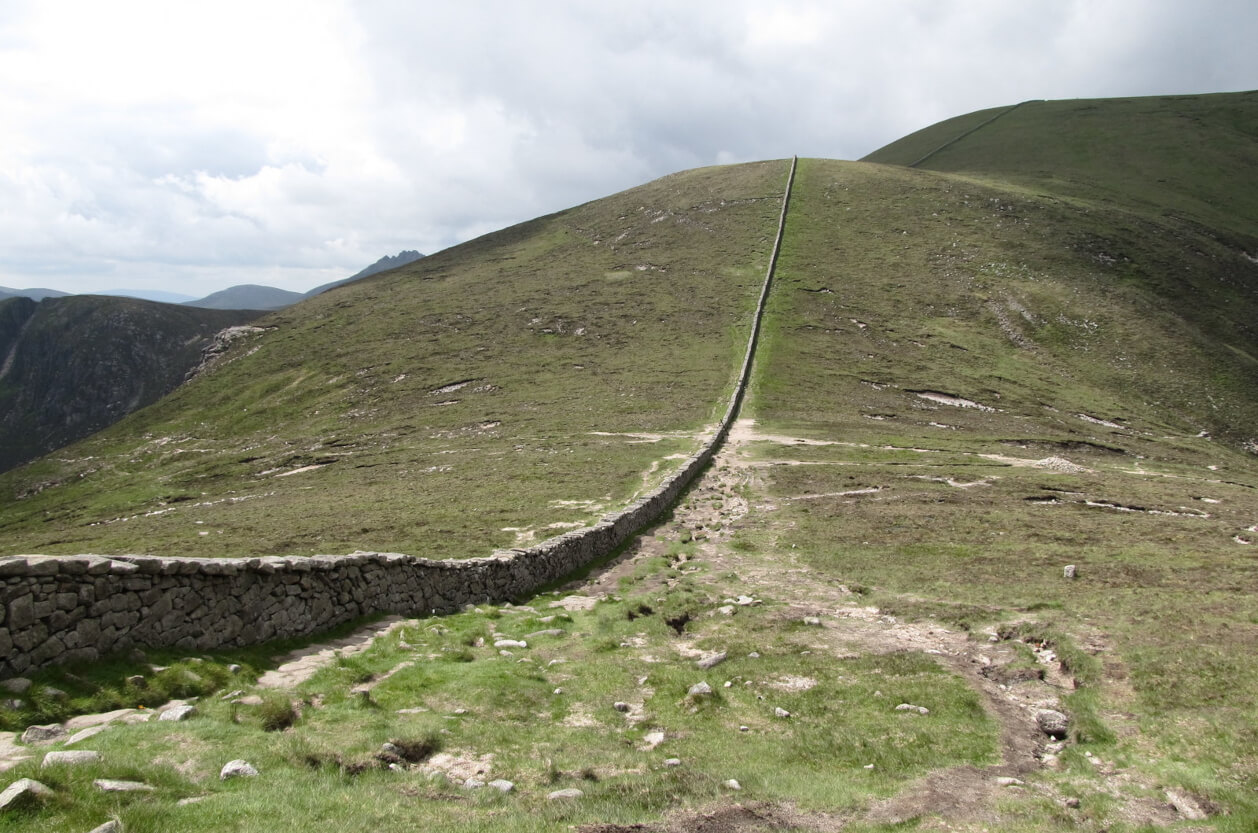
xmin=0 ymin=0 xmax=1255 ymax=296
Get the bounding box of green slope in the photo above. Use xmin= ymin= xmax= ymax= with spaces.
xmin=0 ymin=161 xmax=788 ymax=558
xmin=4 ymin=93 xmax=1258 ymax=831
xmin=864 ymin=90 xmax=1258 ymax=243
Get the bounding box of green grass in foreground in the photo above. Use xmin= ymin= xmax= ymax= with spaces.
xmin=0 ymin=552 xmax=996 ymax=832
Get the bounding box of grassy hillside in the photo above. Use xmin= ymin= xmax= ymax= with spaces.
xmin=0 ymin=161 xmax=788 ymax=558
xmin=2 ymin=93 xmax=1257 ymax=832
xmin=864 ymin=91 xmax=1258 ymax=244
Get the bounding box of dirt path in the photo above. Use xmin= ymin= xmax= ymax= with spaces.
xmin=577 ymin=418 xmax=1111 ymax=830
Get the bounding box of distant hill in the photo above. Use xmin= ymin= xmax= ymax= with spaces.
xmin=185 ymin=284 xmax=307 ymax=311
xmin=0 ymin=295 xmax=260 ymax=472
xmin=94 ymin=288 xmax=197 ymax=304
xmin=0 ymin=286 xmax=69 ymax=302
xmin=306 ymin=250 xmax=425 ymax=296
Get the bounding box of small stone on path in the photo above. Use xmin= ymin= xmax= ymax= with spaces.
xmin=42 ymin=749 xmax=101 ymax=767
xmin=547 ymin=788 xmax=584 ymax=800
xmin=20 ymin=724 xmax=64 ymax=744
xmin=95 ymin=778 xmax=155 ymax=792
xmin=524 ymin=629 xmax=566 ymax=639
xmin=0 ymin=679 xmax=31 ymax=695
xmin=1035 ymin=709 xmax=1070 ymax=739
xmin=0 ymin=778 xmax=53 ymax=810
xmin=159 ymin=704 xmax=197 ymax=722
xmin=1166 ymin=788 xmax=1208 ymax=820
xmin=696 ymin=651 xmax=727 ymax=670
xmin=220 ymin=759 xmax=259 ymax=779
xmin=895 ymin=703 xmax=929 ymax=715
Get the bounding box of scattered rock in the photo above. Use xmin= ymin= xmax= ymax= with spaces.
xmin=1063 ymin=564 xmax=1078 ymax=579
xmin=1063 ymin=797 xmax=1082 ymax=809
xmin=0 ymin=679 xmax=31 ymax=695
xmin=723 ymin=779 xmax=742 ymax=790
xmin=94 ymin=779 xmax=154 ymax=792
xmin=1035 ymin=709 xmax=1070 ymax=739
xmin=696 ymin=651 xmax=728 ymax=670
xmin=488 ymin=779 xmax=515 ymax=793
xmin=42 ymin=749 xmax=101 ymax=767
xmin=1165 ymin=788 xmax=1208 ymax=820
xmin=664 ymin=758 xmax=681 ymax=767
xmin=747 ymin=651 xmax=760 ymax=658
xmin=774 ymin=707 xmax=791 ymax=718
xmin=159 ymin=704 xmax=197 ymax=722
xmin=20 ymin=724 xmax=65 ymax=745
xmin=495 ymin=639 xmax=527 ymax=649
xmin=524 ymin=629 xmax=565 ymax=639
xmin=995 ymin=776 xmax=1024 ymax=787
xmin=735 ymin=596 xmax=758 ymax=606
xmin=87 ymin=821 xmax=122 ymax=833
xmin=895 ymin=703 xmax=929 ymax=715
xmin=0 ymin=778 xmax=53 ymax=810
xmin=802 ymin=616 xmax=822 ymax=626
xmin=686 ymin=681 xmax=713 ymax=699
xmin=228 ymin=664 xmax=242 ymax=673
xmin=463 ymin=778 xmax=485 ymax=789
xmin=716 ymin=605 xmax=735 ymax=616
xmin=547 ymin=788 xmax=583 ymax=800
xmin=613 ymin=702 xmax=631 ymax=713
xmin=220 ymin=760 xmax=259 ymax=779
xmin=125 ymin=675 xmax=147 ymax=689
xmin=63 ymin=726 xmax=107 ymax=747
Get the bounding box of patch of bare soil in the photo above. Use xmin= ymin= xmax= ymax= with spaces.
xmin=574 ymin=418 xmax=1164 ymax=830
xmin=580 ymin=802 xmax=849 ymax=833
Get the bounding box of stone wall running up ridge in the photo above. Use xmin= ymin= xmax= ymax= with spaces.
xmin=0 ymin=157 xmax=798 ymax=679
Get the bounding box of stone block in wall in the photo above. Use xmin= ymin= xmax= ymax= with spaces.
xmin=8 ymin=594 xmax=34 ymax=629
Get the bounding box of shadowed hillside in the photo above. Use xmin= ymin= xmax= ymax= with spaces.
xmin=0 ymin=296 xmax=258 ymax=473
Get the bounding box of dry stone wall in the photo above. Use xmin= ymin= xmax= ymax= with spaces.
xmin=0 ymin=158 xmax=797 ymax=679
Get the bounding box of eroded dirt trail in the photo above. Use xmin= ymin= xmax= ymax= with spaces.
xmin=578 ymin=418 xmax=1106 ymax=830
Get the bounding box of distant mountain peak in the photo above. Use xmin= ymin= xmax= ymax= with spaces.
xmin=307 ymin=250 xmax=426 ymax=297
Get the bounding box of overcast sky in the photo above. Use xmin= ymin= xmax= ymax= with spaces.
xmin=1 ymin=0 xmax=1255 ymax=298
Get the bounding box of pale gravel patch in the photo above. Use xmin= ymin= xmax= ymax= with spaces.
xmin=257 ymin=616 xmax=415 ymax=689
